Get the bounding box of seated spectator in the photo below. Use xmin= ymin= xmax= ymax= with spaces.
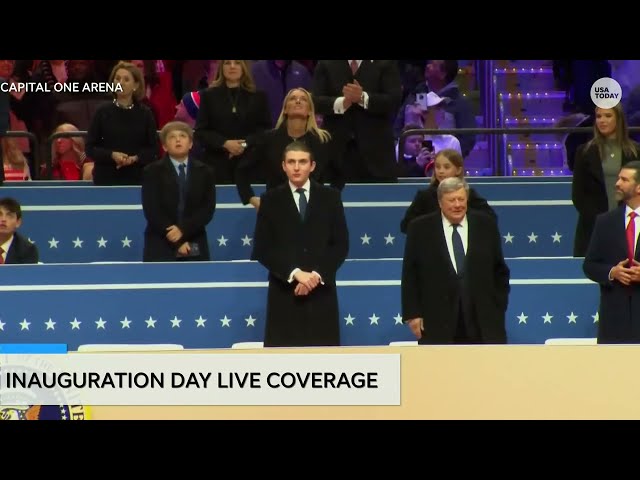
xmin=395 ymin=124 xmax=432 ymax=177
xmin=0 ymin=197 xmax=38 ymax=264
xmin=394 ymin=60 xmax=476 ymax=157
xmin=174 ymin=91 xmax=201 ymax=128
xmin=43 ymin=123 xmax=93 ymax=181
xmin=397 ymin=93 xmax=462 ymax=164
xmin=2 ymin=138 xmax=31 ymax=181
xmin=400 ymin=148 xmax=495 ymax=233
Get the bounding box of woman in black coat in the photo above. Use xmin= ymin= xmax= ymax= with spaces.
xmin=194 ymin=60 xmax=272 ymax=185
xmin=235 ymin=87 xmax=339 ymax=208
xmin=571 ymin=103 xmax=640 ymax=256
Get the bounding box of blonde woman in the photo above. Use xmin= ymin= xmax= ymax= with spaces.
xmin=400 ymin=148 xmax=495 ymax=233
xmin=235 ymin=88 xmax=337 ymax=210
xmin=194 ymin=60 xmax=271 ymax=184
xmin=44 ymin=123 xmax=93 ymax=180
xmin=572 ymin=103 xmax=640 ymax=257
xmin=2 ymin=138 xmax=31 ymax=181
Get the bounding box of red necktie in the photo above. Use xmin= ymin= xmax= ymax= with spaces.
xmin=350 ymin=60 xmax=359 ymax=75
xmin=0 ymin=247 xmax=4 ymax=265
xmin=627 ymin=211 xmax=637 ymax=265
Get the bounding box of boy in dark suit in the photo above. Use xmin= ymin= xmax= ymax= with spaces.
xmin=251 ymin=141 xmax=349 ymax=347
xmin=0 ymin=197 xmax=38 ymax=264
xmin=141 ymin=121 xmax=216 ymax=262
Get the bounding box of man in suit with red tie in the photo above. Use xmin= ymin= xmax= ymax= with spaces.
xmin=0 ymin=197 xmax=38 ymax=264
xmin=251 ymin=141 xmax=349 ymax=347
xmin=312 ymin=60 xmax=402 ymax=185
xmin=584 ymin=161 xmax=640 ymax=343
xmin=141 ymin=121 xmax=216 ymax=262
xmin=401 ymin=177 xmax=510 ymax=344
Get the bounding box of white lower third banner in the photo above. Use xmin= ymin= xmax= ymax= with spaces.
xmin=0 ymin=353 xmax=401 ymax=406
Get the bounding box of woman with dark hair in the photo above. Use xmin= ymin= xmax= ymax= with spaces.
xmin=86 ymin=61 xmax=158 ymax=185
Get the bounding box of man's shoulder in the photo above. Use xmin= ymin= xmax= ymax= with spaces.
xmin=312 ymin=181 xmax=342 ymax=201
xmin=261 ymin=183 xmax=290 ymax=201
xmin=596 ymin=207 xmax=625 ymax=225
xmin=144 ymin=156 xmax=168 ymax=174
xmin=409 ymin=210 xmax=441 ymax=231
xmin=189 ymin=157 xmax=213 ymax=173
xmin=14 ymin=233 xmax=36 ymax=251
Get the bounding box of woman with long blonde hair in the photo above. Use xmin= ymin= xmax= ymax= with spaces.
xmin=44 ymin=123 xmax=94 ymax=180
xmin=235 ymin=88 xmax=338 ymax=210
xmin=2 ymin=138 xmax=31 ymax=182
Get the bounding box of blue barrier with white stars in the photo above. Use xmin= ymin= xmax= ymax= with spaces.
xmin=0 ymin=258 xmax=598 ymax=349
xmin=2 ymin=179 xmax=575 ymax=263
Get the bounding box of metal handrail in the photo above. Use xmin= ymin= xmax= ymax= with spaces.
xmin=397 ymin=126 xmax=640 ymax=175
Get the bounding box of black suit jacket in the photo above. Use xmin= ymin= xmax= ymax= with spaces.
xmin=194 ymin=85 xmax=272 ymax=184
xmin=401 ymin=210 xmax=510 ymax=344
xmin=4 ymin=233 xmax=39 ymax=264
xmin=312 ymin=60 xmax=402 ymax=181
xmin=584 ymin=205 xmax=640 ymax=343
xmin=141 ymin=155 xmax=216 ymax=262
xmin=400 ymin=184 xmax=496 ymax=233
xmin=571 ymin=141 xmax=640 ymax=256
xmin=251 ymin=179 xmax=349 ymax=347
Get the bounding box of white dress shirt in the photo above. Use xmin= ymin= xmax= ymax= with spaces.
xmin=333 ymin=60 xmax=370 ymax=114
xmin=625 ymin=205 xmax=640 ymax=253
xmin=287 ymin=180 xmax=323 ymax=284
xmin=609 ymin=205 xmax=640 ymax=281
xmin=442 ymin=213 xmax=468 ymax=274
xmin=289 ymin=179 xmax=310 ymax=214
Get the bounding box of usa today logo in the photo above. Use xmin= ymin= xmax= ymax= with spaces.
xmin=591 ymin=77 xmax=622 ymax=109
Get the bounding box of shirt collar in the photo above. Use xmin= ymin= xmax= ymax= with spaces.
xmin=289 ymin=178 xmax=311 ymax=195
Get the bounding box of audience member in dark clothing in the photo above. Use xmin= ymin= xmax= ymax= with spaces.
xmin=86 ymin=61 xmax=158 ymax=185
xmin=194 ymin=60 xmax=272 ymax=185
xmin=400 ymin=148 xmax=495 ymax=233
xmin=394 ymin=60 xmax=477 ymax=158
xmin=236 ymin=88 xmax=336 ymax=208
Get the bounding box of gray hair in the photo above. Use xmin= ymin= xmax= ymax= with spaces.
xmin=437 ymin=177 xmax=469 ymax=200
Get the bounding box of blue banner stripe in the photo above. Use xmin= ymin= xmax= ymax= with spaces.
xmin=0 ymin=344 xmax=67 ymax=353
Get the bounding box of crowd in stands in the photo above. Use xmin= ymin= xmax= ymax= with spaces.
xmin=0 ymin=59 xmax=480 ymax=186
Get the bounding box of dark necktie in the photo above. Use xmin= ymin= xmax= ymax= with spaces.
xmin=0 ymin=247 xmax=4 ymax=265
xmin=452 ymin=224 xmax=465 ymax=275
xmin=178 ymin=163 xmax=187 ymax=220
xmin=296 ymin=187 xmax=307 ymax=220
